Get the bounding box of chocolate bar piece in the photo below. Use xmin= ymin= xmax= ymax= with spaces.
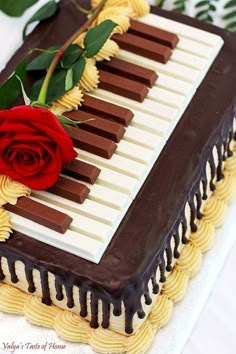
xmin=62 ymin=159 xmax=101 ymax=184
xmin=64 ymin=109 xmax=126 ymax=142
xmin=112 ymin=32 xmax=172 ymax=63
xmin=82 ymin=95 xmax=134 ymax=126
xmin=99 ymin=69 xmax=149 ymax=102
xmin=98 ymin=57 xmax=158 ymax=87
xmin=129 ymin=19 xmax=179 ymax=49
xmin=5 ymin=197 xmax=72 ymax=233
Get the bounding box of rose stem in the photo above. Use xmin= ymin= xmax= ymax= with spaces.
xmin=37 ymin=0 xmax=107 ymax=105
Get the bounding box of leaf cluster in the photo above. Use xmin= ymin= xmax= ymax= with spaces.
xmin=195 ymin=0 xmax=217 ymax=23
xmin=29 ymin=19 xmax=116 ymax=103
xmin=0 ymin=19 xmax=116 ymax=109
xmin=223 ymin=0 xmax=236 ymax=31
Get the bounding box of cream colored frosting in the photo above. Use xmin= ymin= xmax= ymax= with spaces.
xmin=224 ymin=154 xmax=236 ymax=174
xmin=79 ymin=58 xmax=100 ymax=92
xmin=203 ymin=194 xmax=227 ymax=227
xmin=0 ymin=175 xmax=31 ymax=206
xmin=149 ymin=294 xmax=173 ymax=329
xmin=162 ymin=270 xmax=189 ymax=302
xmin=50 ymin=86 xmax=84 ymax=115
xmin=97 ymin=7 xmax=131 ymax=34
xmin=94 ymin=39 xmax=120 ymax=61
xmin=190 ymin=219 xmax=215 ymax=253
xmin=128 ymin=0 xmax=150 ymax=17
xmin=0 ymin=208 xmax=12 ymax=242
xmin=175 ymin=243 xmax=202 ymax=277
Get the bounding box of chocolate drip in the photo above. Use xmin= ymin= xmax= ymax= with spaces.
xmin=7 ymin=258 xmax=18 ymax=283
xmin=189 ymin=199 xmax=198 ymax=232
xmin=201 ymin=177 xmax=208 ymax=200
xmin=208 ymin=152 xmax=216 ymax=191
xmin=159 ymin=253 xmax=166 ymax=283
xmin=165 ymin=243 xmax=173 ymax=272
xmin=113 ymin=301 xmax=122 ymax=316
xmin=101 ymin=301 xmax=110 ymax=328
xmin=55 ymin=277 xmax=64 ymax=301
xmin=227 ymin=131 xmax=233 ymax=157
xmin=0 ymin=256 xmax=5 ymax=281
xmin=65 ymin=284 xmax=74 ymax=308
xmin=195 ymin=190 xmax=203 ymax=219
xmin=79 ymin=288 xmax=88 ymax=317
xmin=25 ymin=265 xmax=36 ymax=293
xmin=216 ymin=143 xmax=224 ymax=181
xmin=125 ymin=308 xmax=134 ymax=334
xmin=151 ymin=270 xmax=159 ymax=294
xmin=90 ymin=293 xmax=99 ymax=328
xmin=173 ymin=231 xmax=180 ymax=258
xmin=40 ymin=270 xmax=52 ymax=305
xmin=181 ymin=215 xmax=189 ymax=244
xmin=144 ymin=287 xmax=152 ymax=305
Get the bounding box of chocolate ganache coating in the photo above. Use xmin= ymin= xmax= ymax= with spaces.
xmin=0 ymin=0 xmax=236 ymax=333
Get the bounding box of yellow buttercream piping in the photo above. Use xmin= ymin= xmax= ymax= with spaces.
xmin=0 ymin=146 xmax=235 ymax=353
xmin=79 ymin=58 xmax=100 ymax=92
xmin=0 ymin=284 xmax=25 ymax=314
xmin=213 ymin=172 xmax=235 ymax=201
xmin=94 ymin=39 xmax=120 ymax=61
xmin=24 ymin=295 xmax=58 ymax=328
xmin=161 ymin=270 xmax=189 ymax=302
xmin=96 ymin=7 xmax=131 ymax=34
xmin=203 ymin=195 xmax=227 ymax=227
xmin=149 ymin=294 xmax=173 ymax=329
xmin=190 ymin=219 xmax=215 ymax=253
xmin=224 ymin=154 xmax=236 ymax=175
xmin=175 ymin=243 xmax=202 ymax=277
xmin=0 ymin=208 xmax=12 ymax=242
xmin=50 ymin=86 xmax=84 ymax=114
xmin=128 ymin=0 xmax=150 ymax=17
xmin=0 ymin=175 xmax=31 ymax=206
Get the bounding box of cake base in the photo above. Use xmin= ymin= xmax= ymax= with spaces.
xmin=1 ymin=151 xmax=235 ymax=354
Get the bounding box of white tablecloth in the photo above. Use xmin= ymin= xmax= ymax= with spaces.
xmin=0 ymin=2 xmax=236 ymax=353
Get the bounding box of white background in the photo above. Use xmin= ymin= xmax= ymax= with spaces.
xmin=0 ymin=1 xmax=236 ymax=353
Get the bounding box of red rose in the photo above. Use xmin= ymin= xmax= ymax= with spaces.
xmin=0 ymin=105 xmax=77 ymax=190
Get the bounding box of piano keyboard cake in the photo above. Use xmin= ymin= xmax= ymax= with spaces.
xmin=0 ymin=0 xmax=236 ymax=352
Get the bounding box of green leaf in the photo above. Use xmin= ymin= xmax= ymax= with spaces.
xmin=65 ymin=68 xmax=73 ymax=91
xmin=23 ymin=0 xmax=58 ymax=39
xmin=71 ymin=56 xmax=86 ymax=85
xmin=0 ymin=60 xmax=27 ymax=109
xmin=30 ymin=70 xmax=67 ymax=103
xmin=84 ymin=20 xmax=117 ymax=58
xmin=195 ymin=1 xmax=210 ymax=8
xmin=196 ymin=9 xmax=208 ymax=18
xmin=57 ymin=114 xmax=95 ymax=127
xmin=0 ymin=0 xmax=37 ymax=16
xmin=61 ymin=44 xmax=83 ymax=67
xmin=174 ymin=5 xmax=185 ymax=12
xmin=210 ymin=4 xmax=216 ymax=11
xmin=224 ymin=0 xmax=236 ymax=8
xmin=226 ymin=20 xmax=236 ymax=29
xmin=27 ymin=45 xmax=60 ymax=71
xmin=56 ymin=114 xmax=78 ymax=127
xmin=15 ymin=75 xmax=31 ymax=105
xmin=223 ymin=10 xmax=236 ymax=19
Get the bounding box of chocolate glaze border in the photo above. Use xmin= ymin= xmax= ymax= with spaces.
xmin=0 ymin=0 xmax=236 ymax=327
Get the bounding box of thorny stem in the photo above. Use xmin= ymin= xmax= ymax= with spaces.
xmin=37 ymin=0 xmax=107 ymax=105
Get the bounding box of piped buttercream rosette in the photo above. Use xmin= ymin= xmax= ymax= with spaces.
xmin=0 ymin=175 xmax=31 ymax=242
